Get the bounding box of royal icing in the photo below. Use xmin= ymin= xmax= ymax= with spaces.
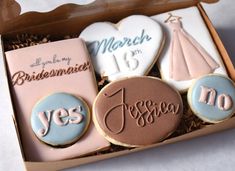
xmin=103 ymin=88 xmax=180 ymax=133
xmin=188 ymin=74 xmax=235 ymax=123
xmin=31 ymin=93 xmax=90 ymax=146
xmin=198 ymin=86 xmax=217 ymax=106
xmin=167 ymin=16 xmax=219 ymax=81
xmin=151 ymin=7 xmax=228 ymax=92
xmin=37 ymin=107 xmax=84 ymax=137
xmin=80 ymin=15 xmax=164 ymax=81
xmin=5 ymin=38 xmax=110 ymax=161
xmin=12 ymin=61 xmax=91 ymax=86
xmin=93 ymin=77 xmax=183 ymax=147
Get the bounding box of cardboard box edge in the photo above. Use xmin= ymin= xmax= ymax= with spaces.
xmin=1 ymin=1 xmax=235 ymax=171
xmin=0 ymin=35 xmax=26 ymax=170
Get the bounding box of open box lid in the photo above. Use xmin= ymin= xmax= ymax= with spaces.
xmin=0 ymin=0 xmax=218 ymax=35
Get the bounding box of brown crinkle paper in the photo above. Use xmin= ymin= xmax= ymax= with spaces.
xmin=3 ymin=34 xmax=211 ymax=155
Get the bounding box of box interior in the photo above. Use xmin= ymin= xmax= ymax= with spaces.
xmin=1 ymin=0 xmax=235 ymax=171
xmin=0 ymin=0 xmax=218 ymax=36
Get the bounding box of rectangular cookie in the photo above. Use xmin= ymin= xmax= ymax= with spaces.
xmin=151 ymin=7 xmax=228 ymax=92
xmin=5 ymin=38 xmax=110 ymax=161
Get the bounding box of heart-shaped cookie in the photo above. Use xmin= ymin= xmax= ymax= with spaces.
xmin=80 ymin=15 xmax=164 ymax=81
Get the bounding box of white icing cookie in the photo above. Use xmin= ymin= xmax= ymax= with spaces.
xmin=80 ymin=15 xmax=164 ymax=81
xmin=151 ymin=7 xmax=228 ymax=93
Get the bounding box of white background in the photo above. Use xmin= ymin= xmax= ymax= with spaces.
xmin=0 ymin=0 xmax=235 ymax=171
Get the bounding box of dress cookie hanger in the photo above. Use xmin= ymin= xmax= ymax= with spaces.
xmin=165 ymin=13 xmax=219 ymax=81
xmin=164 ymin=13 xmax=182 ymax=23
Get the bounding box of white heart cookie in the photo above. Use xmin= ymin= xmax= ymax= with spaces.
xmin=79 ymin=15 xmax=164 ymax=81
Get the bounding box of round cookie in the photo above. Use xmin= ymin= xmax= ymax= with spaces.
xmin=79 ymin=15 xmax=165 ymax=82
xmin=31 ymin=92 xmax=90 ymax=147
xmin=93 ymin=76 xmax=183 ymax=147
xmin=188 ymin=74 xmax=235 ymax=123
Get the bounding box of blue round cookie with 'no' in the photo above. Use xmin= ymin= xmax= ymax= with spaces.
xmin=188 ymin=74 xmax=235 ymax=123
xmin=31 ymin=92 xmax=90 ymax=147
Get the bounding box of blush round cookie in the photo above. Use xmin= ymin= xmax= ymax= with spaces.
xmin=188 ymin=74 xmax=235 ymax=123
xmin=80 ymin=15 xmax=165 ymax=82
xmin=31 ymin=92 xmax=90 ymax=147
xmin=93 ymin=77 xmax=183 ymax=147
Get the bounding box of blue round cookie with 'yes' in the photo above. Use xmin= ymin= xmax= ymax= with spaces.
xmin=31 ymin=92 xmax=90 ymax=147
xmin=188 ymin=74 xmax=235 ymax=123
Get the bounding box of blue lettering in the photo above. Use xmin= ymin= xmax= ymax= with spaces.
xmin=87 ymin=29 xmax=152 ymax=56
xmin=140 ymin=29 xmax=152 ymax=43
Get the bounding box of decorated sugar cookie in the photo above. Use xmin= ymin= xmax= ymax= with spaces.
xmin=165 ymin=13 xmax=219 ymax=81
xmin=31 ymin=92 xmax=90 ymax=146
xmin=80 ymin=15 xmax=164 ymax=82
xmin=151 ymin=7 xmax=228 ymax=92
xmin=188 ymin=74 xmax=235 ymax=123
xmin=93 ymin=77 xmax=183 ymax=147
xmin=5 ymin=38 xmax=110 ymax=161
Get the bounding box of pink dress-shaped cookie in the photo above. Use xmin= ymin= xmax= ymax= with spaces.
xmin=169 ymin=20 xmax=219 ymax=81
